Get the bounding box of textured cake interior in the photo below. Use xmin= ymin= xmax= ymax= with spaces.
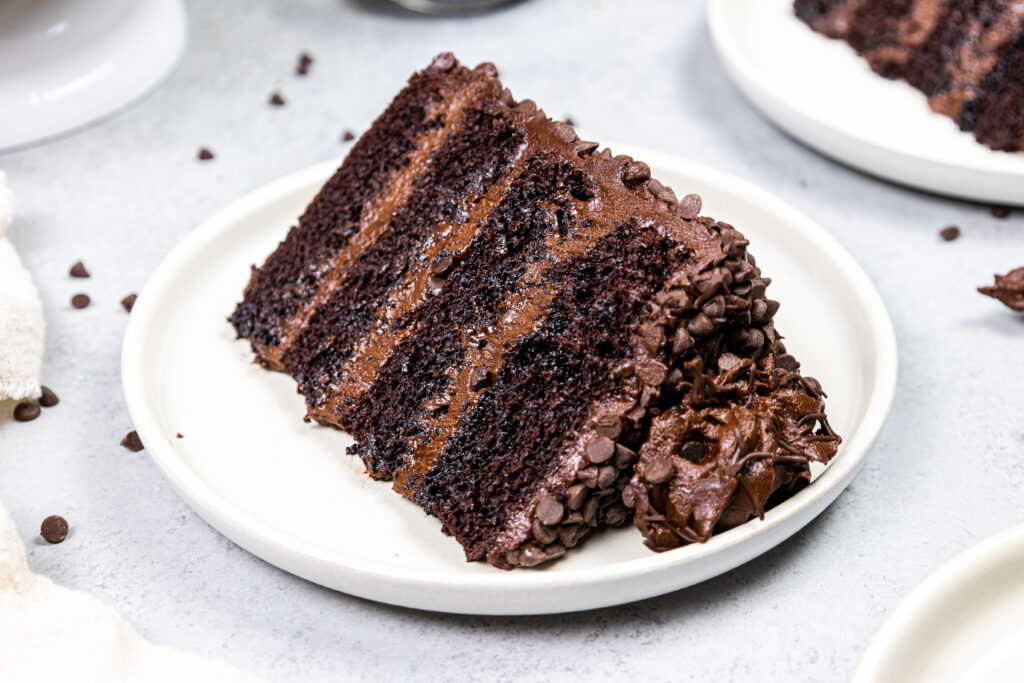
xmin=231 ymin=53 xmax=841 ymax=569
xmin=794 ymin=0 xmax=1024 ymax=151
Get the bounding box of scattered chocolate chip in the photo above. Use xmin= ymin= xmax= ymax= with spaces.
xmin=979 ymin=267 xmax=1024 ymax=312
xmin=687 ymin=313 xmax=715 ymax=336
xmin=176 ymin=433 xmax=183 ymax=439
xmin=597 ymin=465 xmax=617 ymax=489
xmin=269 ymin=92 xmax=286 ymax=106
xmin=621 ymin=161 xmax=651 ymax=186
xmin=614 ymin=443 xmax=637 ymax=470
xmin=672 ymin=327 xmax=694 ymax=354
xmin=39 ymin=386 xmax=59 ymax=408
xmin=426 ymin=274 xmax=445 ymax=295
xmin=197 ymin=148 xmax=214 ymax=161
xmin=536 ymin=496 xmax=565 ymax=526
xmin=594 ymin=410 xmax=623 ymax=439
xmin=583 ymin=497 xmax=600 ymax=526
xmin=991 ymin=206 xmax=1011 ymax=219
xmin=121 ymin=293 xmax=137 ymax=312
xmin=585 ymin=436 xmax=615 ymax=464
xmin=296 ymin=52 xmax=313 ymax=76
xmin=566 ymin=484 xmax=588 ymax=510
xmin=644 ymin=455 xmax=674 ymax=484
xmin=430 ymin=254 xmax=455 ymax=276
xmin=636 ymin=359 xmax=667 ymax=386
xmin=519 ymin=544 xmax=546 ymax=567
xmin=468 ymin=366 xmax=495 ymax=391
xmin=577 ymin=465 xmax=599 ymax=488
xmin=69 ymin=261 xmax=89 ymax=278
xmin=474 ymin=62 xmax=498 ymax=77
xmin=516 ymin=99 xmax=537 ymax=115
xmin=676 ymin=193 xmax=703 ymax=220
xmin=551 ymin=121 xmax=577 ymax=143
xmin=342 ymin=130 xmax=355 ymax=142
xmin=431 ymin=52 xmax=456 ymax=71
xmin=71 ymin=294 xmax=90 ymax=309
xmin=13 ymin=402 xmax=40 ymax=422
xmin=531 ymin=518 xmax=558 ymax=544
xmin=40 ymin=515 xmax=68 ymax=544
xmin=121 ymin=430 xmax=144 ymax=452
xmin=939 ymin=226 xmax=961 ymax=241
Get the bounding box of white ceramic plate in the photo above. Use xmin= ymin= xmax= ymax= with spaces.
xmin=0 ymin=0 xmax=186 ymax=151
xmin=121 ymin=147 xmax=897 ymax=615
xmin=855 ymin=523 xmax=1024 ymax=682
xmin=707 ymin=0 xmax=1024 ymax=205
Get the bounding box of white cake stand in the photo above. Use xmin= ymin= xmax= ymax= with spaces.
xmin=0 ymin=0 xmax=186 ymax=151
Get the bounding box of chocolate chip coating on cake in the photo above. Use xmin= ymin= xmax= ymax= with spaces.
xmin=232 ymin=53 xmax=840 ymax=568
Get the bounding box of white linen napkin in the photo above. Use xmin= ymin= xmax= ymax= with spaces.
xmin=0 ymin=171 xmax=44 ymax=402
xmin=0 ymin=500 xmax=267 ymax=682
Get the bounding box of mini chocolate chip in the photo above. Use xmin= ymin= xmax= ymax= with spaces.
xmin=940 ymin=226 xmax=961 ymax=241
xmin=594 ymin=410 xmax=623 ymax=439
xmin=621 ymin=485 xmax=636 ymax=508
xmin=672 ymin=327 xmax=695 ymax=355
xmin=647 ymin=178 xmax=664 ymax=197
xmin=516 ymin=99 xmax=537 ymax=115
xmin=296 ymin=52 xmax=313 ymax=75
xmin=574 ymin=140 xmax=599 ymax=156
xmin=636 ymin=359 xmax=667 ymax=386
xmin=597 ymin=465 xmax=617 ymax=489
xmin=583 ymin=497 xmax=600 ymax=527
xmin=687 ymin=313 xmax=714 ymax=336
xmin=197 ymin=147 xmax=214 ymax=161
xmin=703 ymin=295 xmax=726 ymax=318
xmin=614 ymin=443 xmax=637 ymax=469
xmin=531 ymin=518 xmax=558 ymax=544
xmin=71 ymin=294 xmax=90 ymax=309
xmin=430 ymin=254 xmax=454 ymax=276
xmin=474 ymin=62 xmax=498 ymax=77
xmin=566 ymin=484 xmax=587 ymax=510
xmin=69 ymin=261 xmax=89 ymax=278
xmin=558 ymin=524 xmax=582 ymax=548
xmin=121 ymin=430 xmax=144 ymax=452
xmin=644 ymin=455 xmax=674 ymax=484
xmin=625 ymin=406 xmax=646 ymax=423
xmin=519 ymin=544 xmax=546 ymax=567
xmin=431 ymin=52 xmax=456 ymax=71
xmin=597 ymin=148 xmax=613 ymax=159
xmin=678 ymin=441 xmax=705 ymax=463
xmin=676 ymin=193 xmax=702 ymax=220
xmin=269 ymin=92 xmax=286 ymax=106
xmin=577 ymin=466 xmax=599 ymax=488
xmin=468 ymin=366 xmax=495 ymax=391
xmin=718 ymin=352 xmax=743 ymax=373
xmin=585 ymin=436 xmax=615 ymax=464
xmin=991 ymin=206 xmax=1011 ymax=219
xmin=536 ymin=496 xmax=565 ymax=525
xmin=426 ymin=274 xmax=445 ymax=295
xmin=14 ymin=402 xmax=41 ymax=422
xmin=776 ymin=353 xmax=799 ymax=371
xmin=657 ymin=187 xmax=678 ymax=204
xmin=621 ymin=161 xmax=651 ymax=186
xmin=342 ymin=130 xmax=355 ymax=142
xmin=551 ymin=121 xmax=577 ymax=143
xmin=604 ymin=504 xmax=628 ymax=526
xmin=121 ymin=293 xmax=137 ymax=312
xmin=39 ymin=386 xmax=59 ymax=408
xmin=750 ymin=299 xmax=769 ymax=323
xmin=40 ymin=515 xmax=69 ymax=543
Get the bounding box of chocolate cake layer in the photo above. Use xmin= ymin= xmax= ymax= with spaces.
xmin=794 ymin=0 xmax=1024 ymax=151
xmin=232 ymin=54 xmax=840 ymax=568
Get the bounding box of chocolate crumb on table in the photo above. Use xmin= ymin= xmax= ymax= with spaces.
xmin=13 ymin=402 xmax=40 ymax=422
xmin=121 ymin=430 xmax=144 ymax=452
xmin=269 ymin=92 xmax=286 ymax=106
xmin=341 ymin=130 xmax=355 ymax=142
xmin=121 ymin=293 xmax=137 ymax=312
xmin=176 ymin=433 xmax=183 ymax=439
xmin=69 ymin=261 xmax=89 ymax=278
xmin=991 ymin=206 xmax=1011 ymax=219
xmin=197 ymin=147 xmax=214 ymax=161
xmin=296 ymin=52 xmax=313 ymax=76
xmin=979 ymin=267 xmax=1024 ymax=312
xmin=39 ymin=386 xmax=59 ymax=407
xmin=40 ymin=515 xmax=69 ymax=544
xmin=71 ymin=293 xmax=90 ymax=309
xmin=939 ymin=226 xmax=961 ymax=241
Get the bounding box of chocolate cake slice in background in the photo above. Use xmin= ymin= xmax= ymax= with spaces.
xmin=794 ymin=0 xmax=1024 ymax=152
xmin=231 ymin=53 xmax=840 ymax=568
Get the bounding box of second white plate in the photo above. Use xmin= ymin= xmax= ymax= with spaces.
xmin=121 ymin=147 xmax=897 ymax=615
xmin=708 ymin=0 xmax=1024 ymax=205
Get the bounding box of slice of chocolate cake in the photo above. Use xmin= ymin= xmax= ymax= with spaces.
xmin=231 ymin=54 xmax=840 ymax=568
xmin=795 ymin=0 xmax=1024 ymax=151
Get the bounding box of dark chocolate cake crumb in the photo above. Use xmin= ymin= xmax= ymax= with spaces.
xmin=296 ymin=52 xmax=313 ymax=76
xmin=991 ymin=206 xmax=1011 ymax=219
xmin=197 ymin=148 xmax=214 ymax=161
xmin=71 ymin=294 xmax=90 ymax=309
xmin=121 ymin=430 xmax=144 ymax=452
xmin=979 ymin=267 xmax=1024 ymax=312
xmin=269 ymin=92 xmax=286 ymax=107
xmin=342 ymin=130 xmax=355 ymax=142
xmin=176 ymin=433 xmax=184 ymax=439
xmin=121 ymin=293 xmax=137 ymax=313
xmin=69 ymin=261 xmax=89 ymax=278
xmin=39 ymin=386 xmax=59 ymax=408
xmin=40 ymin=515 xmax=69 ymax=544
xmin=13 ymin=402 xmax=40 ymax=422
xmin=940 ymin=226 xmax=961 ymax=241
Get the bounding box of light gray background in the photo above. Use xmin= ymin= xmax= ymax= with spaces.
xmin=2 ymin=1 xmax=1023 ymax=681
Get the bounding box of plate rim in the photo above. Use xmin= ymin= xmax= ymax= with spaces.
xmin=853 ymin=522 xmax=1024 ymax=682
xmin=121 ymin=147 xmax=898 ymax=614
xmin=707 ymin=0 xmax=1024 ymax=205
